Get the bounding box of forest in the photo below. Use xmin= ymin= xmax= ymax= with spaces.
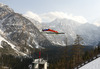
xmin=0 ymin=35 xmax=100 ymax=69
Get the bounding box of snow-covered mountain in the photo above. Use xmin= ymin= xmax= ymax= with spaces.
xmin=41 ymin=18 xmax=100 ymax=46
xmin=24 ymin=13 xmax=100 ymax=46
xmin=0 ymin=3 xmax=52 ymax=56
xmin=93 ymin=18 xmax=100 ymax=26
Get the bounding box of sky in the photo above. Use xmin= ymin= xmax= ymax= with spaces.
xmin=0 ymin=0 xmax=100 ymax=25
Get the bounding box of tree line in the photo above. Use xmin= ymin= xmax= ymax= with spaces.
xmin=0 ymin=35 xmax=100 ymax=69
xmin=49 ymin=35 xmax=100 ymax=69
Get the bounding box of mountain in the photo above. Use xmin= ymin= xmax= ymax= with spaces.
xmin=76 ymin=23 xmax=100 ymax=45
xmin=41 ymin=18 xmax=100 ymax=46
xmin=0 ymin=3 xmax=52 ymax=56
xmin=93 ymin=18 xmax=100 ymax=26
xmin=25 ymin=13 xmax=100 ymax=46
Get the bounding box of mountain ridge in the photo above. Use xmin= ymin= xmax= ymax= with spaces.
xmin=0 ymin=3 xmax=52 ymax=56
xmin=40 ymin=18 xmax=100 ymax=46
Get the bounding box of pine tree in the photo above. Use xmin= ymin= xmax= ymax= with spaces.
xmin=71 ymin=34 xmax=84 ymax=67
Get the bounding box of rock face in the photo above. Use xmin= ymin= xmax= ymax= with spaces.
xmin=0 ymin=3 xmax=52 ymax=56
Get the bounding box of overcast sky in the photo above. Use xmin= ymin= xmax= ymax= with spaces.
xmin=1 ymin=0 xmax=100 ymax=23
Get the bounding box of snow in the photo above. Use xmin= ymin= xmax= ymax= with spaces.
xmin=0 ymin=35 xmax=15 ymax=49
xmin=79 ymin=57 xmax=100 ymax=69
xmin=0 ymin=45 xmax=3 ymax=48
xmin=29 ymin=44 xmax=33 ymax=48
xmin=0 ymin=35 xmax=27 ymax=56
xmin=33 ymin=39 xmax=40 ymax=48
xmin=0 ymin=3 xmax=5 ymax=7
xmin=0 ymin=29 xmax=4 ymax=35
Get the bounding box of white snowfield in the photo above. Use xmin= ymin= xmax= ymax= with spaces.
xmin=79 ymin=56 xmax=100 ymax=69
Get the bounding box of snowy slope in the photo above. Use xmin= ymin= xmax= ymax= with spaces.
xmin=79 ymin=56 xmax=100 ymax=69
xmin=0 ymin=35 xmax=15 ymax=49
